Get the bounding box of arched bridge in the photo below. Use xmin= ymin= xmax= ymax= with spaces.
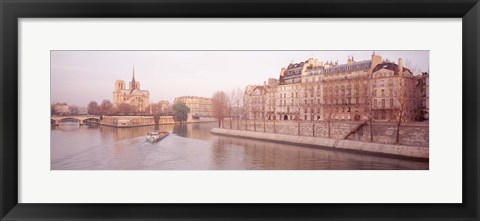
xmin=51 ymin=115 xmax=101 ymax=126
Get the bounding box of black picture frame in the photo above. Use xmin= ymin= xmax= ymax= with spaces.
xmin=1 ymin=0 xmax=479 ymax=220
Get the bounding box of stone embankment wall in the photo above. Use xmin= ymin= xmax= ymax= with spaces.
xmin=101 ymin=116 xmax=156 ymax=128
xmin=223 ymin=120 xmax=358 ymax=138
xmin=222 ymin=120 xmax=428 ymax=147
xmin=348 ymin=122 xmax=428 ymax=147
xmin=211 ymin=127 xmax=429 ymax=159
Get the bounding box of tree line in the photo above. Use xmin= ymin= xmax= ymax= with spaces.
xmin=86 ymin=99 xmax=191 ymax=123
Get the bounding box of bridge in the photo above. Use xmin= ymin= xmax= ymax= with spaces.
xmin=51 ymin=115 xmax=101 ymax=126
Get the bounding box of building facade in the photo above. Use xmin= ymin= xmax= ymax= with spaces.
xmin=174 ymin=96 xmax=213 ymax=120
xmin=113 ymin=68 xmax=150 ymax=112
xmin=158 ymin=100 xmax=171 ymax=114
xmin=244 ymin=53 xmax=427 ymax=122
xmin=52 ymin=102 xmax=70 ymax=115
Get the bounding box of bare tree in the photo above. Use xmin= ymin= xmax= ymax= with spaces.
xmin=117 ymin=103 xmax=134 ymax=114
xmin=243 ymin=90 xmax=249 ymax=130
xmin=267 ymin=88 xmax=278 ymax=133
xmin=100 ymin=99 xmax=113 ymax=115
xmin=245 ymin=86 xmax=265 ymax=132
xmin=234 ymin=88 xmax=244 ymax=130
xmin=261 ymin=90 xmax=266 ymax=132
xmin=322 ymin=82 xmax=336 ymax=138
xmin=404 ymin=59 xmax=420 ymax=75
xmin=393 ymin=75 xmax=416 ymax=144
xmin=293 ymin=85 xmax=304 ymax=135
xmin=87 ymin=101 xmax=101 ymax=115
xmin=212 ymin=91 xmax=228 ymax=128
xmin=302 ymin=79 xmax=317 ymax=136
xmin=226 ymin=89 xmax=235 ymax=129
xmin=323 ymin=104 xmax=336 ymax=138
xmin=69 ymin=105 xmax=79 ymax=115
xmin=251 ymin=97 xmax=260 ymax=132
xmin=362 ymin=77 xmax=375 ymax=142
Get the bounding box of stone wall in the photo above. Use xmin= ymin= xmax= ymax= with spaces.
xmin=222 ymin=120 xmax=428 ymax=147
xmin=223 ymin=120 xmax=365 ymax=139
xmin=211 ymin=127 xmax=429 ymax=159
xmin=348 ymin=122 xmax=429 ymax=147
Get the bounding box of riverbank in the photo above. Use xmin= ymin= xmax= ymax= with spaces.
xmin=211 ymin=128 xmax=429 ymax=160
xmin=221 ymin=119 xmax=429 ymax=147
xmin=98 ymin=116 xmax=216 ymax=128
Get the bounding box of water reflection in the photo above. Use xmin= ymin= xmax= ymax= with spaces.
xmin=172 ymin=123 xmax=216 ymax=140
xmin=51 ymin=122 xmax=428 ymax=170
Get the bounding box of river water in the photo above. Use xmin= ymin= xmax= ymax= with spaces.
xmin=51 ymin=122 xmax=428 ymax=170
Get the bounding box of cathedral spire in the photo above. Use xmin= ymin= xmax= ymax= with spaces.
xmin=131 ymin=65 xmax=136 ymax=90
xmin=132 ymin=65 xmax=136 ymax=83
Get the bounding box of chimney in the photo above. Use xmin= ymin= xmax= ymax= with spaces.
xmin=347 ymin=56 xmax=354 ymax=65
xmin=371 ymin=52 xmax=382 ymax=70
xmin=398 ymin=58 xmax=404 ymax=73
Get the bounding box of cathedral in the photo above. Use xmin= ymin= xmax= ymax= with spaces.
xmin=113 ymin=67 xmax=150 ymax=112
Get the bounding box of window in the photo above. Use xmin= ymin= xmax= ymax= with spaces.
xmin=390 ymin=99 xmax=394 ymax=108
xmin=374 ymin=99 xmax=377 ymax=108
xmin=381 ymin=99 xmax=385 ymax=108
xmin=381 ymin=89 xmax=385 ymax=96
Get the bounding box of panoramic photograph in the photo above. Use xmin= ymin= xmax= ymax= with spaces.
xmin=51 ymin=50 xmax=429 ymax=170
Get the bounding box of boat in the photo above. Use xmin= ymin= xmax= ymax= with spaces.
xmin=146 ymin=131 xmax=169 ymax=143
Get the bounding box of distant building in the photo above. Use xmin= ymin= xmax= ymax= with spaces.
xmin=417 ymin=72 xmax=429 ymax=121
xmin=158 ymin=100 xmax=171 ymax=114
xmin=52 ymin=102 xmax=70 ymax=115
xmin=244 ymin=85 xmax=266 ymax=120
xmin=113 ymin=67 xmax=150 ymax=112
xmin=369 ymin=59 xmax=419 ymax=121
xmin=174 ymin=96 xmax=213 ymax=120
xmin=77 ymin=107 xmax=88 ymax=115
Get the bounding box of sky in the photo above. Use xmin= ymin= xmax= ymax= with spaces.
xmin=51 ymin=50 xmax=429 ymax=107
